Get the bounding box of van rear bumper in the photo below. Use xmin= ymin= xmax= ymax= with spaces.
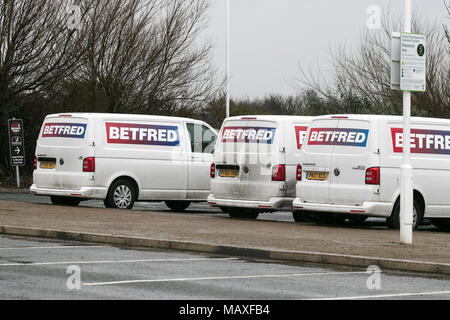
xmin=207 ymin=194 xmax=294 ymax=211
xmin=292 ymin=198 xmax=393 ymax=217
xmin=29 ymin=184 xmax=108 ymax=200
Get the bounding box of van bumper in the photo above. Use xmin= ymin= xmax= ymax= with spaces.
xmin=292 ymin=198 xmax=393 ymax=217
xmin=29 ymin=184 xmax=108 ymax=200
xmin=207 ymin=194 xmax=294 ymax=211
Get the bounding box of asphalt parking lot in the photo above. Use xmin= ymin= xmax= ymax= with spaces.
xmin=1 ymin=235 xmax=449 ymax=300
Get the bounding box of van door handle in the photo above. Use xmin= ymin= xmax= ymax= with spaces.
xmin=352 ymin=166 xmax=365 ymax=170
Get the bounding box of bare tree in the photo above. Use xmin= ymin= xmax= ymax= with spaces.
xmin=445 ymin=1 xmax=450 ymax=50
xmin=0 ymin=0 xmax=86 ymax=172
xmin=64 ymin=0 xmax=218 ymax=115
xmin=296 ymin=11 xmax=450 ymax=118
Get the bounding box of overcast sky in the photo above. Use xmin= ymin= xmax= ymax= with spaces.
xmin=204 ymin=0 xmax=448 ymax=99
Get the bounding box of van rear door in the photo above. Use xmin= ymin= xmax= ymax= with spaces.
xmin=34 ymin=115 xmax=94 ymax=190
xmin=214 ymin=118 xmax=283 ymax=201
xmin=298 ymin=118 xmax=338 ymax=204
xmin=328 ymin=119 xmax=379 ymax=205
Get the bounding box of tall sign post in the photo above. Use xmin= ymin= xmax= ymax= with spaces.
xmin=391 ymin=0 xmax=427 ymax=244
xmin=226 ymin=0 xmax=230 ymax=118
xmin=8 ymin=118 xmax=25 ymax=187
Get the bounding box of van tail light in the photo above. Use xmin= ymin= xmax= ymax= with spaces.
xmin=272 ymin=164 xmax=286 ymax=181
xmin=365 ymin=167 xmax=380 ymax=185
xmin=296 ymin=164 xmax=302 ymax=181
xmin=210 ymin=163 xmax=215 ymax=178
xmin=33 ymin=155 xmax=37 ymax=170
xmin=83 ymin=157 xmax=95 ymax=172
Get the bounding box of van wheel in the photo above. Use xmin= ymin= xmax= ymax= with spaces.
xmin=314 ymin=213 xmax=345 ymax=225
xmin=430 ymin=219 xmax=450 ymax=231
xmin=165 ymin=201 xmax=191 ymax=212
xmin=386 ymin=199 xmax=422 ymax=229
xmin=219 ymin=207 xmax=229 ymax=213
xmin=347 ymin=216 xmax=368 ymax=225
xmin=228 ymin=208 xmax=259 ymax=219
xmin=106 ymin=180 xmax=136 ymax=209
xmin=50 ymin=196 xmax=80 ymax=206
xmin=293 ymin=211 xmax=314 ymax=223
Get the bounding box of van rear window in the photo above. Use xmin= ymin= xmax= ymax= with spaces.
xmin=42 ymin=123 xmax=87 ymax=139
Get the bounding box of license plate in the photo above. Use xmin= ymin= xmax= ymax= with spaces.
xmin=40 ymin=161 xmax=55 ymax=169
xmin=219 ymin=169 xmax=239 ymax=178
xmin=307 ymin=171 xmax=329 ymax=181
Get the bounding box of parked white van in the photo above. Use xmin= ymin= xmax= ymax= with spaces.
xmin=292 ymin=114 xmax=450 ymax=230
xmin=30 ymin=113 xmax=217 ymax=210
xmin=207 ymin=115 xmax=313 ymax=218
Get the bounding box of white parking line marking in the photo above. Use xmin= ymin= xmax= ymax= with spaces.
xmin=0 ymin=257 xmax=237 ymax=267
xmin=0 ymin=245 xmax=105 ymax=250
xmin=314 ymin=290 xmax=450 ymax=300
xmin=83 ymin=270 xmax=373 ymax=286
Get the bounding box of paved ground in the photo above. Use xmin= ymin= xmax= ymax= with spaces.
xmin=0 ymin=198 xmax=449 ymax=264
xmin=1 ymin=235 xmax=449 ymax=300
xmin=0 ymin=192 xmax=424 ymax=226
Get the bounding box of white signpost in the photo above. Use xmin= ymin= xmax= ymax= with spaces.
xmin=391 ymin=0 xmax=426 ymax=244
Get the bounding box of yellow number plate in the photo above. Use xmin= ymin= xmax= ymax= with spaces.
xmin=40 ymin=161 xmax=56 ymax=169
xmin=307 ymin=171 xmax=329 ymax=181
xmin=219 ymin=169 xmax=239 ymax=178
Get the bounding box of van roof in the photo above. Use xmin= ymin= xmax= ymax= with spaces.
xmin=224 ymin=115 xmax=314 ymax=122
xmin=314 ymin=114 xmax=450 ymax=124
xmin=45 ymin=112 xmax=207 ymax=124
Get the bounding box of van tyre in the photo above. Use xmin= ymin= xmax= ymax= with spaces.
xmin=228 ymin=208 xmax=259 ymax=219
xmin=430 ymin=219 xmax=450 ymax=231
xmin=386 ymin=199 xmax=422 ymax=229
xmin=50 ymin=196 xmax=80 ymax=206
xmin=165 ymin=201 xmax=191 ymax=212
xmin=105 ymin=180 xmax=136 ymax=209
xmin=293 ymin=211 xmax=314 ymax=223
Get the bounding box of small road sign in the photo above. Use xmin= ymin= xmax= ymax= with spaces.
xmin=8 ymin=119 xmax=25 ymax=166
xmin=400 ymin=32 xmax=426 ymax=92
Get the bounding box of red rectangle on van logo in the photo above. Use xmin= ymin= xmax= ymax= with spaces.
xmin=105 ymin=122 xmax=180 ymax=146
xmin=295 ymin=126 xmax=308 ymax=149
xmin=391 ymin=128 xmax=450 ymax=154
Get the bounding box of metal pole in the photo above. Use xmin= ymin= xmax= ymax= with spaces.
xmin=16 ymin=166 xmax=20 ymax=188
xmin=225 ymin=0 xmax=230 ymax=118
xmin=400 ymin=0 xmax=413 ymax=244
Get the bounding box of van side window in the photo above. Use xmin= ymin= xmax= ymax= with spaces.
xmin=186 ymin=123 xmax=217 ymax=154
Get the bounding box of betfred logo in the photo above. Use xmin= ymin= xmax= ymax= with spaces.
xmin=308 ymin=128 xmax=369 ymax=147
xmin=391 ymin=128 xmax=450 ymax=154
xmin=295 ymin=126 xmax=308 ymax=149
xmin=105 ymin=122 xmax=179 ymax=146
xmin=42 ymin=123 xmax=86 ymax=138
xmin=221 ymin=127 xmax=276 ymax=144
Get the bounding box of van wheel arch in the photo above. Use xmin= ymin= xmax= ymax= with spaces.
xmin=387 ymin=190 xmax=424 ymax=229
xmin=107 ymin=176 xmax=139 ymax=201
xmin=104 ymin=176 xmax=139 ymax=209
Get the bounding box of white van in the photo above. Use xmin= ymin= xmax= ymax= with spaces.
xmin=207 ymin=115 xmax=313 ymax=218
xmin=292 ymin=114 xmax=450 ymax=230
xmin=30 ymin=113 xmax=217 ymax=210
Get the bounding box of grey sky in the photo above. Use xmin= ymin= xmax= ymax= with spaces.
xmin=204 ymin=0 xmax=448 ymax=99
